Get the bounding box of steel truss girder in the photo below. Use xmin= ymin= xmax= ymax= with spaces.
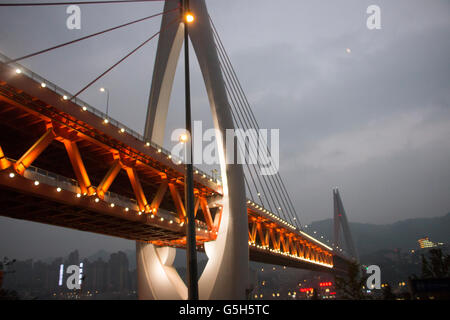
xmin=248 ymin=219 xmax=333 ymax=266
xmin=0 ymin=123 xmax=217 ymax=244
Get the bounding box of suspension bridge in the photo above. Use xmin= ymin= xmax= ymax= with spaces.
xmin=0 ymin=0 xmax=357 ymax=299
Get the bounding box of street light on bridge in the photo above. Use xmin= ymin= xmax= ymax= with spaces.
xmin=185 ymin=12 xmax=194 ymax=23
xmin=183 ymin=0 xmax=198 ymax=301
xmin=179 ymin=133 xmax=188 ymax=143
xmin=100 ymin=87 xmax=110 ymax=122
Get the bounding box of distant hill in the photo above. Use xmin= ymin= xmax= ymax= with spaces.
xmin=307 ymin=213 xmax=450 ymax=255
xmin=79 ymin=213 xmax=450 ymax=270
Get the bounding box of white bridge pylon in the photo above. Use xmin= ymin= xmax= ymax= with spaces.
xmin=333 ymin=188 xmax=359 ymax=262
xmin=136 ymin=0 xmax=249 ymax=300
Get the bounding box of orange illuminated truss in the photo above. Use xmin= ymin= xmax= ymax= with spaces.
xmin=0 ymin=60 xmax=337 ymax=272
xmin=247 ymin=207 xmax=333 ymax=268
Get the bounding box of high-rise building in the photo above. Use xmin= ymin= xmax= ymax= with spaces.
xmin=418 ymin=237 xmax=442 ymax=249
xmin=107 ymin=251 xmax=130 ymax=292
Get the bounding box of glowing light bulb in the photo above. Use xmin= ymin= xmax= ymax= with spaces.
xmin=179 ymin=133 xmax=188 ymax=143
xmin=185 ymin=13 xmax=194 ymax=23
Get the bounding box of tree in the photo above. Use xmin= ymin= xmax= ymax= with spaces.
xmin=0 ymin=289 xmax=19 ymax=300
xmin=335 ymin=261 xmax=369 ymax=300
xmin=421 ymin=254 xmax=433 ymax=278
xmin=311 ymin=288 xmax=319 ymax=300
xmin=421 ymin=248 xmax=450 ymax=279
xmin=382 ymin=284 xmax=396 ymax=300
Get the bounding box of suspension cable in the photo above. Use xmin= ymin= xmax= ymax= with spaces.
xmin=224 ymin=63 xmax=272 ymax=211
xmin=218 ymin=43 xmax=291 ymax=222
xmin=211 ymin=28 xmax=289 ymax=221
xmin=210 ymin=16 xmax=302 ymax=228
xmin=212 ymin=30 xmax=292 ymax=222
xmin=221 ymin=56 xmax=280 ymax=215
xmin=208 ymin=19 xmax=294 ymax=218
xmin=7 ymin=7 xmax=179 ymax=64
xmin=228 ymin=95 xmax=265 ymax=205
xmin=219 ymin=37 xmax=300 ymax=227
xmin=212 ymin=31 xmax=296 ymax=222
xmin=71 ymin=16 xmax=179 ymax=100
xmin=0 ymin=0 xmax=164 ymax=6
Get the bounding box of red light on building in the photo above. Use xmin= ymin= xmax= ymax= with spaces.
xmin=300 ymin=288 xmax=313 ymax=293
xmin=319 ymin=282 xmax=333 ymax=287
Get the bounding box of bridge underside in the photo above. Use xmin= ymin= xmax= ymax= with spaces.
xmin=0 ymin=167 xmax=346 ymax=274
xmin=0 ymin=59 xmax=353 ymax=276
xmin=250 ymin=247 xmax=337 ymax=274
xmin=0 ymin=177 xmax=184 ymax=242
xmin=0 ymin=179 xmax=345 ymax=274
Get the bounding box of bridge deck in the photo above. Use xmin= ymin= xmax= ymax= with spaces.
xmin=0 ymin=57 xmax=346 ymax=273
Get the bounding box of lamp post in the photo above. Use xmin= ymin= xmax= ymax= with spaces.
xmin=183 ymin=0 xmax=198 ymax=300
xmin=100 ymin=87 xmax=110 ymax=121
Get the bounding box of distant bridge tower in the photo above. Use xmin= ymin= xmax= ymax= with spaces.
xmin=333 ymin=188 xmax=358 ymax=261
xmin=136 ymin=0 xmax=248 ymax=299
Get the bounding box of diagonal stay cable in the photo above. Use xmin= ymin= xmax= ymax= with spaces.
xmin=210 ymin=16 xmax=301 ymax=228
xmin=224 ymin=91 xmax=258 ymax=203
xmin=210 ymin=17 xmax=300 ymax=225
xmin=0 ymin=0 xmax=165 ymax=6
xmin=228 ymin=99 xmax=262 ymax=204
xmin=218 ymin=33 xmax=301 ymax=227
xmin=212 ymin=32 xmax=294 ymax=221
xmin=221 ymin=58 xmax=263 ymax=205
xmin=6 ymin=7 xmax=179 ymax=64
xmin=212 ymin=31 xmax=277 ymax=212
xmin=70 ymin=16 xmax=179 ymax=100
xmin=213 ymin=31 xmax=293 ymax=224
xmin=213 ymin=46 xmax=262 ymax=205
xmin=220 ymin=53 xmax=279 ymax=215
xmin=218 ymin=45 xmax=291 ymax=223
xmin=224 ymin=67 xmax=271 ymax=210
xmin=211 ymin=23 xmax=291 ymax=223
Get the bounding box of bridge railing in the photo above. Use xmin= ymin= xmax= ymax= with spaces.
xmin=17 ymin=160 xmax=219 ymax=230
xmin=0 ymin=52 xmax=221 ymax=186
xmin=23 ymin=161 xmax=137 ymax=207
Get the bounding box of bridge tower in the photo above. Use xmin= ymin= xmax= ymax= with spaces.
xmin=333 ymin=188 xmax=358 ymax=261
xmin=136 ymin=0 xmax=248 ymax=299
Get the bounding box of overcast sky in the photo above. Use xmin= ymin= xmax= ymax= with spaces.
xmin=0 ymin=0 xmax=449 ymax=260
